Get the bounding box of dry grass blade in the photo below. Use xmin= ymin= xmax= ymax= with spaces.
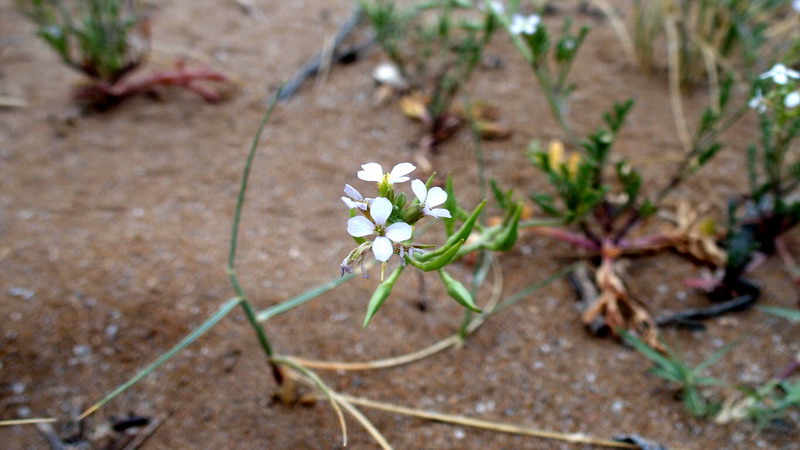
xmin=331 ymin=393 xmax=393 ymax=450
xmin=665 ymin=16 xmax=691 ymax=154
xmin=0 ymin=418 xmax=56 ymax=426
xmin=591 ymin=0 xmax=636 ymax=65
xmin=290 ymin=260 xmax=503 ymax=371
xmin=273 ymin=357 xmax=349 ymax=447
xmin=336 ymin=394 xmax=638 ymax=449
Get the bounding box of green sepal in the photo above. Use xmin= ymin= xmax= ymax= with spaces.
xmin=362 ymin=264 xmax=406 ymax=328
xmin=416 ymin=200 xmax=486 ymax=262
xmin=349 ymin=209 xmax=366 ymax=245
xmin=443 ymin=175 xmax=457 ymax=236
xmin=409 ymin=239 xmax=465 ymax=271
xmin=490 ymin=203 xmax=522 ymax=251
xmin=438 ymin=269 xmax=482 ymax=313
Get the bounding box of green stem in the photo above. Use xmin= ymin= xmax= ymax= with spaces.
xmin=227 ymin=88 xmax=284 ymax=385
xmin=78 ymin=297 xmax=242 ymax=420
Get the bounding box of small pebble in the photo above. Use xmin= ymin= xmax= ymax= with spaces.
xmin=453 ymin=428 xmax=465 ymax=440
xmin=8 ymin=287 xmax=35 ymax=300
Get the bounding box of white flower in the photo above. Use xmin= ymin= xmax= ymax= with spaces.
xmin=347 ymin=197 xmax=412 ymax=261
xmin=341 ymin=184 xmax=370 ymax=210
xmin=509 ymin=14 xmax=540 ymax=35
xmin=411 ymin=179 xmax=452 ymax=219
xmin=759 ymin=63 xmax=800 ymax=85
xmin=786 ymin=91 xmax=800 ymax=109
xmin=357 ymin=162 xmax=416 ymax=185
xmin=479 ymin=1 xmax=505 ymax=15
xmin=794 ymin=0 xmax=800 ymax=12
xmin=748 ymin=89 xmax=767 ymax=113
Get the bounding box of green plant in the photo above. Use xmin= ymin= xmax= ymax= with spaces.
xmin=362 ymin=0 xmax=502 ymax=150
xmin=483 ymin=3 xmax=749 ymax=347
xmin=712 ymin=63 xmax=800 ymax=292
xmin=598 ymin=0 xmax=791 ymax=88
xmin=18 ymin=0 xmax=144 ymax=83
xmin=16 ymin=0 xmax=229 ymax=107
xmin=623 ymin=331 xmax=733 ymax=418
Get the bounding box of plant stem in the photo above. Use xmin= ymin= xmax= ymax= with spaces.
xmin=227 ymin=89 xmax=284 ymax=385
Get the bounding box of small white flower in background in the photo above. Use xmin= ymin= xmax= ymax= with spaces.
xmin=357 ymin=162 xmax=416 ymax=185
xmin=479 ymin=0 xmax=505 ymax=15
xmin=347 ymin=197 xmax=412 ymax=261
xmin=509 ymin=14 xmax=540 ymax=35
xmin=748 ymin=89 xmax=767 ymax=113
xmin=411 ymin=179 xmax=452 ymax=219
xmin=341 ymin=184 xmax=370 ymax=210
xmin=759 ymin=63 xmax=800 ymax=85
xmin=794 ymin=0 xmax=800 ymax=12
xmin=786 ymin=91 xmax=800 ymax=109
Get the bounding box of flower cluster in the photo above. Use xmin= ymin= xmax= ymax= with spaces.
xmin=750 ymin=64 xmax=800 ymax=113
xmin=340 ymin=162 xmax=451 ymax=278
xmin=509 ymin=14 xmax=541 ymax=36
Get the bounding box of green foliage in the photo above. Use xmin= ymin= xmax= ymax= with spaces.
xmin=17 ymin=0 xmax=145 ymax=83
xmin=624 ymin=0 xmax=790 ymax=86
xmin=528 ymin=100 xmax=645 ymax=226
xmin=724 ymin=68 xmax=800 ymax=265
xmin=623 ymin=331 xmax=733 ymax=418
xmin=361 ymin=0 xmax=497 ymax=118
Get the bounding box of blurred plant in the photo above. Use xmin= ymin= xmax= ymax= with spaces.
xmin=623 ymin=331 xmax=731 ymax=418
xmin=16 ymin=0 xmax=229 ymax=108
xmin=363 ymin=0 xmax=509 ymax=151
xmin=715 ymin=306 xmax=800 ymax=428
xmin=698 ymin=63 xmax=800 ymax=296
xmin=486 ymin=2 xmax=588 ymax=146
xmin=597 ymin=0 xmax=794 ymax=88
xmin=482 ymin=3 xmax=749 ymax=347
xmin=341 ymin=161 xmax=525 ymax=326
xmin=628 ymin=307 xmax=800 ymax=427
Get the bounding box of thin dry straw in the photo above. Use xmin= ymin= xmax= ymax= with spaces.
xmin=0 ymin=418 xmax=57 ymax=426
xmin=289 ymin=264 xmax=575 ymax=371
xmin=333 ymin=393 xmax=638 ymax=449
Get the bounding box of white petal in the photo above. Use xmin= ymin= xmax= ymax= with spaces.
xmin=347 ymin=216 xmax=375 ymax=237
xmin=342 ymin=197 xmax=360 ymax=209
xmin=411 ymin=179 xmax=427 ymax=202
xmin=430 ymin=208 xmax=452 ymax=219
xmin=786 ymin=91 xmax=800 ymax=109
xmin=343 ymin=184 xmax=363 ymax=201
xmin=358 ymin=163 xmax=384 ymax=182
xmin=387 ymin=162 xmax=415 ymax=183
xmin=372 ymin=236 xmax=394 ymax=261
xmin=370 ymin=197 xmax=393 ymax=225
xmin=509 ymin=15 xmax=525 ymax=34
xmin=385 ymin=222 xmax=412 ymax=242
xmin=775 ymin=73 xmax=788 ymax=85
xmin=425 ymin=186 xmax=448 ymax=208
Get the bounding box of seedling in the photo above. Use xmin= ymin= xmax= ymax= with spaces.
xmin=623 ymin=331 xmax=731 ymax=418
xmin=17 ymin=0 xmax=230 ymax=108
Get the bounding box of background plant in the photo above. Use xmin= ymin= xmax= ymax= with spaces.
xmin=486 ymin=4 xmax=743 ymax=347
xmin=598 ymin=0 xmax=795 ymax=88
xmin=718 ymin=64 xmax=800 ymax=290
xmin=16 ymin=0 xmax=229 ymax=106
xmin=362 ymin=0 xmax=501 ymax=149
xmin=17 ymin=0 xmax=146 ymax=84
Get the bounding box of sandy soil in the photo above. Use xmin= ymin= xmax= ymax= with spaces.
xmin=1 ymin=1 xmax=799 ymax=448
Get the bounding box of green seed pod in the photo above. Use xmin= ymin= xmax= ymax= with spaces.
xmin=439 ymin=269 xmax=481 ymax=313
xmin=362 ymin=265 xmax=405 ymax=328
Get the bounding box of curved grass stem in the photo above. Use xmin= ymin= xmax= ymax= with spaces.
xmin=227 ymin=88 xmax=284 ymax=384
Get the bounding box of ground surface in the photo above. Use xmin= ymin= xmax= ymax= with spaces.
xmin=1 ymin=1 xmax=799 ymax=449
